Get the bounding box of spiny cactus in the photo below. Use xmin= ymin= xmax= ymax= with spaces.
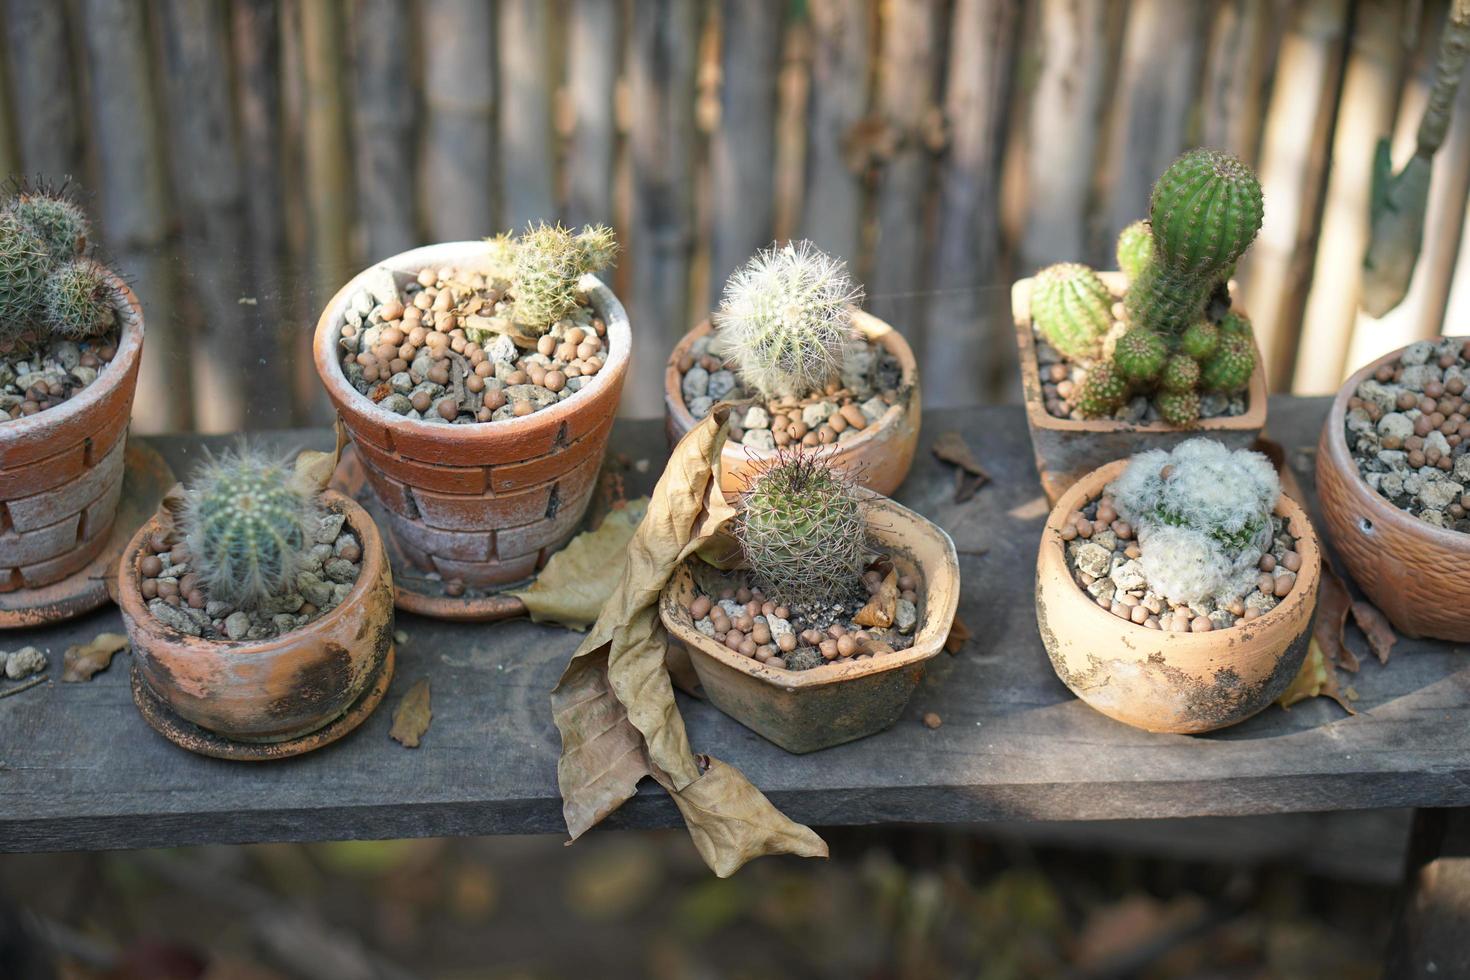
xmin=1075 ymin=361 xmax=1130 ymax=418
xmin=1113 ymin=328 xmax=1168 ymax=383
xmin=713 ymin=240 xmax=862 ymax=400
xmin=1200 ymin=332 xmax=1257 ymax=392
xmin=1031 ymin=262 xmax=1113 ymax=361
xmin=1155 ymin=388 xmax=1200 ymax=426
xmin=41 ymin=259 xmax=116 ymax=339
xmin=1159 ymin=353 xmax=1200 ymax=393
xmin=737 ymin=450 xmax=866 ymax=606
xmin=179 ymin=448 xmax=323 ymax=609
xmin=1116 ymin=220 xmax=1154 ymax=282
xmin=1179 ymin=320 xmax=1220 ymax=361
xmin=0 ymin=210 xmax=51 ymax=339
xmin=8 ymin=184 xmax=89 ymax=262
xmin=509 ymin=222 xmax=618 ymax=333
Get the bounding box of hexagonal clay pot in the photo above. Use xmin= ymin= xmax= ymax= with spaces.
xmin=120 ymin=491 xmax=395 ymax=753
xmin=663 ymin=312 xmax=921 ymax=497
xmin=1036 ymin=459 xmax=1321 ymax=734
xmin=659 ymin=494 xmax=959 ymax=754
xmin=1013 ymin=272 xmax=1268 ymax=505
xmin=1316 ymin=339 xmax=1470 ymax=641
xmin=1 ymin=276 xmax=143 ymax=595
xmin=313 ymin=242 xmax=630 ymax=597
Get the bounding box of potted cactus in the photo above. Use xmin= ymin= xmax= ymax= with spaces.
xmin=1013 ymin=149 xmax=1269 ymax=503
xmin=120 ymin=443 xmax=395 ymax=759
xmin=664 ymin=241 xmax=920 ymax=496
xmin=1316 ymin=336 xmax=1470 ymax=640
xmin=313 ymin=226 xmax=630 ymax=619
xmin=0 ymin=181 xmax=144 ymax=613
xmin=659 ymin=450 xmax=958 ymax=753
xmin=1036 ymin=439 xmax=1321 ymax=734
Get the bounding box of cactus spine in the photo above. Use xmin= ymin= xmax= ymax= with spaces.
xmin=41 ymin=259 xmax=117 ymax=339
xmin=1116 ymin=220 xmax=1153 ymax=282
xmin=1200 ymin=332 xmax=1257 ymax=392
xmin=1113 ymin=328 xmax=1168 ymax=383
xmin=1031 ymin=262 xmax=1113 ymax=361
xmin=0 ymin=210 xmax=52 ymax=339
xmin=0 ymin=182 xmax=118 ymax=347
xmin=1075 ymin=361 xmax=1129 ymax=418
xmin=8 ymin=185 xmax=89 ymax=262
xmin=510 ymin=222 xmax=618 ymax=333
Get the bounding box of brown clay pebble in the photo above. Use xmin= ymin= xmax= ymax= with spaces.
xmin=445 ymin=580 xmax=466 ymax=597
xmin=437 ymin=398 xmax=458 ymax=421
xmin=187 ymin=590 xmax=206 ymax=609
xmin=1282 ymin=551 xmax=1302 ymax=572
xmin=752 ymin=624 xmax=771 ymax=645
xmin=544 ymin=370 xmax=566 ymax=393
xmin=923 ymin=713 xmax=942 ymax=730
xmin=690 ymin=595 xmax=712 ymax=619
xmin=725 ymin=630 xmax=744 ymax=651
xmin=1259 ymin=554 xmax=1276 ymax=572
xmin=836 ymin=635 xmax=857 ymax=657
xmin=739 ymin=639 xmax=757 ymax=657
xmin=337 ymin=539 xmax=362 ymax=562
xmin=819 ymin=639 xmax=839 ymax=660
xmin=484 ymin=389 xmax=507 ymax=411
xmin=1191 ymin=617 xmax=1214 ymax=632
xmin=513 ymin=400 xmax=534 ymax=417
xmin=777 ymin=633 xmax=797 ymax=653
xmin=157 ymin=579 xmax=179 ymax=598
xmin=141 ymin=579 xmax=158 ymax=599
xmin=1273 ymin=573 xmax=1296 ymax=598
xmin=140 ymin=555 xmax=163 ymax=577
xmin=840 ymin=404 xmax=867 ymax=429
xmin=1129 ymin=604 xmax=1148 ymax=625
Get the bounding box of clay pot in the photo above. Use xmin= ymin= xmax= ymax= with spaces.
xmin=0 ymin=277 xmax=143 ymax=593
xmin=1013 ymin=272 xmax=1268 ymax=504
xmin=663 ymin=312 xmax=921 ymax=496
xmin=1036 ymin=459 xmax=1320 ymax=734
xmin=120 ymin=491 xmax=395 ymax=746
xmin=313 ymin=242 xmax=630 ymax=592
xmin=1316 ymin=339 xmax=1470 ymax=640
xmin=659 ymin=493 xmax=959 ymax=753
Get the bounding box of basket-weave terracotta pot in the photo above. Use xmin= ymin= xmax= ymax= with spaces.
xmin=0 ymin=277 xmax=143 ymax=593
xmin=659 ymin=493 xmax=959 ymax=754
xmin=120 ymin=491 xmax=395 ymax=747
xmin=663 ymin=313 xmax=921 ymax=496
xmin=314 ymin=242 xmax=629 ymax=593
xmin=1013 ymin=272 xmax=1268 ymax=504
xmin=1316 ymin=339 xmax=1470 ymax=641
xmin=1036 ymin=459 xmax=1321 ymax=734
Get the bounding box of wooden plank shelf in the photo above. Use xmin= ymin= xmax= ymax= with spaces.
xmin=3 ymin=397 xmax=1468 ymax=855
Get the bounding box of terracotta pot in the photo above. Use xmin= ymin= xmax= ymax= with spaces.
xmin=120 ymin=491 xmax=395 ymax=745
xmin=1036 ymin=459 xmax=1320 ymax=734
xmin=659 ymin=494 xmax=959 ymax=753
xmin=1013 ymin=272 xmax=1268 ymax=504
xmin=663 ymin=312 xmax=921 ymax=496
xmin=0 ymin=277 xmax=143 ymax=593
xmin=313 ymin=242 xmax=630 ymax=592
xmin=1316 ymin=339 xmax=1470 ymax=640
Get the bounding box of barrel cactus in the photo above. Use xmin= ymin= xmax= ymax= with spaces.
xmin=509 ymin=222 xmax=618 ymax=333
xmin=1116 ymin=220 xmax=1153 ymax=282
xmin=179 ymin=448 xmax=323 ymax=609
xmin=713 ymin=240 xmax=862 ymax=400
xmin=1113 ymin=328 xmax=1168 ymax=383
xmin=1075 ymin=361 xmax=1129 ymax=418
xmin=8 ymin=183 xmax=89 ymax=262
xmin=41 ymin=259 xmax=117 ymax=339
xmin=1031 ymin=262 xmax=1113 ymax=361
xmin=1200 ymin=331 xmax=1257 ymax=392
xmin=737 ymin=450 xmax=866 ymax=606
xmin=0 ymin=210 xmax=51 ymax=339
xmin=0 ymin=181 xmax=118 ymax=348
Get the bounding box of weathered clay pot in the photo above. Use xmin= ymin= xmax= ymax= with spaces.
xmin=0 ymin=277 xmax=143 ymax=593
xmin=313 ymin=242 xmax=630 ymax=592
xmin=1316 ymin=339 xmax=1470 ymax=640
xmin=663 ymin=313 xmax=921 ymax=496
xmin=659 ymin=493 xmax=959 ymax=753
xmin=1036 ymin=459 xmax=1321 ymax=734
xmin=1013 ymin=272 xmax=1268 ymax=504
xmin=121 ymin=491 xmax=395 ymax=746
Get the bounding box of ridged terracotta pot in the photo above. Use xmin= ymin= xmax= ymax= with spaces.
xmin=1316 ymin=339 xmax=1470 ymax=641
xmin=1036 ymin=459 xmax=1321 ymax=734
xmin=663 ymin=312 xmax=921 ymax=496
xmin=0 ymin=278 xmax=143 ymax=593
xmin=314 ymin=242 xmax=630 ymax=592
xmin=121 ymin=491 xmax=395 ymax=747
xmin=1013 ymin=273 xmax=1268 ymax=504
xmin=659 ymin=494 xmax=959 ymax=754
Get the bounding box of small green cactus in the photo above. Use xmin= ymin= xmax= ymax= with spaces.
xmin=1219 ymin=310 xmax=1252 ymax=337
xmin=1155 ymin=388 xmax=1200 ymax=426
xmin=1200 ymin=332 xmax=1257 ymax=392
xmin=1148 ymin=149 xmax=1264 ymax=279
xmin=1116 ymin=220 xmax=1154 ymax=282
xmin=1075 ymin=361 xmax=1129 ymax=418
xmin=179 ymin=448 xmax=323 ymax=609
xmin=40 ymin=259 xmax=116 ymax=339
xmin=714 ymin=240 xmax=862 ymax=400
xmin=1159 ymin=353 xmax=1201 ymax=393
xmin=8 ymin=185 xmax=89 ymax=262
xmin=1113 ymin=328 xmax=1168 ymax=383
xmin=509 ymin=222 xmax=618 ymax=333
xmin=1030 ymin=262 xmax=1113 ymax=361
xmin=0 ymin=210 xmax=51 ymax=338
xmin=1179 ymin=320 xmax=1220 ymax=361
xmin=737 ymin=450 xmax=866 ymax=606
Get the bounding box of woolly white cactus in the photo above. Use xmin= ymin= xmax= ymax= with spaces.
xmin=712 ymin=240 xmax=862 ymax=399
xmin=1108 ymin=438 xmax=1280 ymax=605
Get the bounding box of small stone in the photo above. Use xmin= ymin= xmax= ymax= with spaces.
xmin=503 ymin=383 xmax=558 ymax=412
xmin=224 ymin=611 xmax=251 ymax=640
xmin=695 ymin=617 xmax=717 ymax=638
xmin=707 ymin=370 xmax=738 ymax=400
xmin=272 ymin=613 xmax=299 ymax=634
xmin=859 ymin=396 xmax=888 ymax=423
xmin=1419 ymin=478 xmax=1464 ymax=511
xmin=1085 ymin=577 xmax=1115 ymax=603
xmin=1110 ymin=559 xmax=1148 ymax=592
xmin=922 ymin=712 xmax=942 ymax=730
xmin=1073 ymin=542 xmax=1113 ymax=579
xmin=315 ymin=512 xmax=347 ymax=544
xmin=380 ymin=393 xmax=412 ymax=415
xmin=389 ymin=371 xmax=413 ymax=394
xmin=297 ymin=570 xmax=336 ymax=609
xmin=742 ymin=428 xmax=776 ymax=450
xmin=5 ymin=646 xmax=46 ymax=680
xmin=350 ymin=290 xmax=373 ymax=318
xmin=261 ymin=592 xmax=305 ymax=615
xmin=361 ymin=267 xmax=401 ymax=307
xmin=1401 ymin=364 xmax=1443 ymax=391
xmin=324 ymin=558 xmax=358 ymax=584
xmin=488 ymin=334 xmax=519 ymax=365
xmin=803 ymin=401 xmax=838 ymax=428
xmin=895 ymin=599 xmax=918 ymax=635
xmin=1400 ymin=340 xmax=1436 ymax=366
xmin=1377 ymin=412 xmax=1414 ymax=442
xmin=205 ymin=600 xmax=233 ymax=619
xmin=1119 ymin=396 xmax=1149 ymax=423
xmin=1208 ymin=609 xmax=1236 ymax=630
xmin=150 ymin=598 xmax=201 ymax=636
xmin=687 ymin=395 xmax=714 ymax=418
xmin=681 ymin=365 xmax=709 ymax=402
xmin=741 ymin=405 xmax=771 ymax=430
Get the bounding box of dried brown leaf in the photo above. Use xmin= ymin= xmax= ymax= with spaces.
xmin=931 ymin=431 xmax=990 ymax=504
xmin=389 ymin=678 xmax=432 ymax=748
xmin=1314 ymin=564 xmax=1358 ymax=673
xmin=1350 ymin=600 xmax=1397 ymax=665
xmin=62 ymin=633 xmax=129 ymax=682
xmin=854 ymin=569 xmax=898 ymax=628
xmin=1277 ymin=638 xmax=1356 ymax=715
xmin=944 ymin=613 xmax=972 ymax=654
xmin=291 ymin=418 xmax=348 ymax=498
xmin=513 ymin=498 xmax=650 ymax=631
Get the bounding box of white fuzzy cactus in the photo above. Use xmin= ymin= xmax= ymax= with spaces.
xmin=1108 ymin=438 xmax=1280 ymax=605
xmin=712 ymin=240 xmax=862 ymax=399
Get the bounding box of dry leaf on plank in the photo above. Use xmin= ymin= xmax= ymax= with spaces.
xmin=62 ymin=633 xmax=129 ymax=682
xmin=1277 ymin=638 xmax=1355 ymax=715
xmin=1350 ymin=601 xmax=1397 ymax=664
xmin=944 ymin=613 xmax=972 ymax=654
xmin=390 ymin=678 xmax=432 ymax=748
xmin=512 ymin=498 xmax=649 ymax=631
xmin=931 ymin=431 xmax=990 ymax=503
xmin=1313 ymin=564 xmax=1358 ymax=673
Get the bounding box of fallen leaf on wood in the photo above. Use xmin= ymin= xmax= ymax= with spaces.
xmin=389 ymin=678 xmax=432 ymax=748
xmin=854 ymin=569 xmax=898 ymax=628
xmin=1277 ymin=638 xmax=1355 ymax=715
xmin=512 ymin=498 xmax=650 ymax=631
xmin=931 ymin=431 xmax=990 ymax=504
xmin=62 ymin=633 xmax=129 ymax=682
xmin=1313 ymin=564 xmax=1357 ymax=672
xmin=1350 ymin=600 xmax=1397 ymax=664
xmin=944 ymin=614 xmax=972 ymax=654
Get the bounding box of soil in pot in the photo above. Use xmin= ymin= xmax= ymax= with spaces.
xmin=2 ymin=331 xmax=120 ymax=421
xmin=1338 ymin=336 xmax=1470 ymax=532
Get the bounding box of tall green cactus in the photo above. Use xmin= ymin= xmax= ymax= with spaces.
xmin=1030 ymin=262 xmax=1112 ymax=361
xmin=1116 ymin=220 xmax=1153 ymax=282
xmin=0 ymin=210 xmax=51 ymax=340
xmin=510 ymin=222 xmax=618 ymax=333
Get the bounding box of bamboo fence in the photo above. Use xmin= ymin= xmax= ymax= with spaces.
xmin=2 ymin=0 xmax=1466 ymax=432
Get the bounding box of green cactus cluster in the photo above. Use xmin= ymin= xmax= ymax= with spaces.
xmin=1030 ymin=262 xmax=1112 ymax=361
xmin=1116 ymin=220 xmax=1153 ymax=282
xmin=496 ymin=222 xmax=617 ymax=334
xmin=737 ymin=449 xmax=867 ymax=607
xmin=0 ymin=180 xmax=118 ymax=346
xmin=180 ymin=447 xmax=323 ymax=609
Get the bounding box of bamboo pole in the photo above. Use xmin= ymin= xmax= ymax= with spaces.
xmin=422 ymin=0 xmax=497 ymax=239
xmin=4 ymin=0 xmax=80 ymax=178
xmin=350 ymin=0 xmax=417 ymax=261
xmin=77 ymin=0 xmax=188 ymax=432
xmin=1293 ymin=0 xmax=1412 ymax=393
xmin=1199 ymin=0 xmax=1286 ymax=167
xmin=799 ymin=0 xmax=871 ymax=265
xmin=498 ymin=0 xmax=555 ymax=231
xmin=626 ymin=0 xmax=701 ymax=416
xmin=866 ymin=0 xmax=941 ymax=328
xmin=563 ymin=0 xmax=620 ymax=230
xmin=772 ymin=19 xmax=811 ymax=244
xmin=921 ymin=0 xmax=1020 ymax=406
xmin=707 ymin=0 xmax=783 ymax=308
xmin=300 ymin=0 xmax=353 ymax=307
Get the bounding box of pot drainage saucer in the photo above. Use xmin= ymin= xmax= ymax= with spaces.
xmin=131 ymin=644 xmax=395 ymax=761
xmin=0 ymin=440 xmax=175 ymax=629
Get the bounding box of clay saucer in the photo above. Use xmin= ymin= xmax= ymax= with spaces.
xmin=0 ymin=440 xmax=174 ymax=628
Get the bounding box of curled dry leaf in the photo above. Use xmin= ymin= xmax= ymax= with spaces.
xmin=512 ymin=498 xmax=650 ymax=631
xmin=291 ymin=418 xmax=349 ymax=498
xmin=1313 ymin=563 xmax=1358 ymax=673
xmin=1350 ymin=600 xmax=1397 ymax=665
xmin=62 ymin=633 xmax=129 ymax=682
xmin=931 ymin=431 xmax=990 ymax=504
xmin=1277 ymin=638 xmax=1356 ymax=715
xmin=854 ymin=568 xmax=898 ymax=629
xmin=389 ymin=678 xmax=432 ymax=748
xmin=944 ymin=613 xmax=972 ymax=654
